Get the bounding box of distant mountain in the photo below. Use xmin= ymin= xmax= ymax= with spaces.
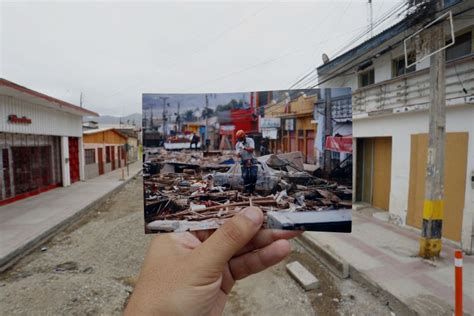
xmin=84 ymin=113 xmax=142 ymax=125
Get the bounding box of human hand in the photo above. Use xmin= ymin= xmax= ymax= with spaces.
xmin=125 ymin=206 xmax=301 ymax=316
xmin=244 ymin=147 xmax=254 ymax=153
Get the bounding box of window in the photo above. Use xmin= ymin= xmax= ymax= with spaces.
xmin=446 ymin=31 xmax=472 ymax=61
xmin=392 ymin=52 xmax=416 ymax=77
xmin=85 ymin=149 xmax=95 ymax=165
xmin=105 ymin=146 xmax=111 ymax=163
xmin=358 ymin=69 xmax=374 ymax=87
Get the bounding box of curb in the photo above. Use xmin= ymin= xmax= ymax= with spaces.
xmin=297 ymin=233 xmax=417 ymax=316
xmin=296 ymin=233 xmax=350 ymax=279
xmin=0 ymin=171 xmax=141 ymax=273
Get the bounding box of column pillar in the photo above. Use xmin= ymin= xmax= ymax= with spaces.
xmin=61 ymin=136 xmax=71 ymax=187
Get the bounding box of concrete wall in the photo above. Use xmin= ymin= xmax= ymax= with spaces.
xmin=84 ymin=164 xmax=99 ymax=180
xmin=354 ymin=104 xmax=474 ymax=250
xmin=0 ymin=95 xmax=83 ymax=137
xmin=83 ymin=143 xmax=126 ymax=179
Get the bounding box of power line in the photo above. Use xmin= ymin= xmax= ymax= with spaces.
xmin=305 ymin=5 xmax=473 ymax=90
xmin=94 ymin=2 xmax=273 ymax=102
xmin=330 ymin=0 xmax=407 ymax=59
xmin=287 ymin=0 xmax=355 ymax=90
xmin=286 ymin=1 xmax=408 ymax=90
xmin=304 ymin=3 xmax=410 ymax=89
xmin=185 ymin=1 xmax=362 ymax=92
xmin=183 ymin=27 xmax=365 ymax=93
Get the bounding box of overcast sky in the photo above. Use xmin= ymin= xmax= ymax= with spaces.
xmin=1 ymin=0 xmax=402 ymax=116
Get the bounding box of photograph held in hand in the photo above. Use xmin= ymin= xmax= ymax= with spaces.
xmin=142 ymin=89 xmax=353 ymax=234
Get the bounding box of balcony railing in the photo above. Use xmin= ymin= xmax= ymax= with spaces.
xmin=352 ymin=54 xmax=474 ymax=119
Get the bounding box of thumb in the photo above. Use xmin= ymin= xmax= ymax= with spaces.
xmin=193 ymin=206 xmax=263 ymax=271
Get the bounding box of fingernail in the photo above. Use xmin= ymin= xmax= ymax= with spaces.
xmin=242 ymin=207 xmax=262 ymax=224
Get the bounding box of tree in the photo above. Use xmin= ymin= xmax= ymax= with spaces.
xmin=216 ymin=104 xmax=232 ymax=112
xmin=215 ymin=99 xmax=247 ymax=112
xmin=183 ymin=110 xmax=196 ymax=122
xmin=202 ymin=107 xmax=215 ymax=118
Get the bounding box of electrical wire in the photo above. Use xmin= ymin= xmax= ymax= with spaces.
xmin=305 ymin=5 xmax=472 ymax=90
xmin=94 ymin=2 xmax=274 ymax=102
xmin=286 ymin=0 xmax=409 ymax=90
xmin=330 ymin=0 xmax=407 ymax=59
xmin=287 ymin=0 xmax=355 ymax=90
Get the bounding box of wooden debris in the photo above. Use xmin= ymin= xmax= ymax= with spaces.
xmin=144 ymin=149 xmax=352 ymax=232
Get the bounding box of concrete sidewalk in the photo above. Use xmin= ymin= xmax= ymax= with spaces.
xmin=300 ymin=208 xmax=474 ymax=315
xmin=0 ymin=161 xmax=142 ymax=271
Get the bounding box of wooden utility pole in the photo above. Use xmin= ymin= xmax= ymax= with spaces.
xmin=159 ymin=96 xmax=169 ymax=136
xmin=177 ymin=101 xmax=181 ymax=133
xmin=204 ymin=94 xmax=209 ymax=151
xmin=323 ymin=88 xmax=333 ymax=176
xmin=420 ymin=0 xmax=446 ymax=258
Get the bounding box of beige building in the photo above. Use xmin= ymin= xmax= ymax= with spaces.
xmin=317 ymin=2 xmax=474 ymax=250
xmin=83 ymin=128 xmax=127 ymax=179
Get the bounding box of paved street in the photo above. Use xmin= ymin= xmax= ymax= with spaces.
xmin=0 ymin=177 xmax=392 ymax=315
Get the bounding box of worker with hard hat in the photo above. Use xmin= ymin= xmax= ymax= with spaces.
xmin=235 ymin=130 xmax=257 ymax=194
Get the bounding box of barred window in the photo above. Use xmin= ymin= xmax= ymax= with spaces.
xmin=358 ymin=68 xmax=374 ymax=87
xmin=392 ymin=52 xmax=415 ymax=78
xmin=85 ymin=149 xmax=95 ymax=165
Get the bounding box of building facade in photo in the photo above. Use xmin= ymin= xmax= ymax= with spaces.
xmin=0 ymin=78 xmax=98 ymax=206
xmin=264 ymin=92 xmax=318 ymax=163
xmin=317 ymin=1 xmax=474 ymax=251
xmin=83 ymin=128 xmax=127 ymax=179
xmin=314 ymin=88 xmax=352 ymax=168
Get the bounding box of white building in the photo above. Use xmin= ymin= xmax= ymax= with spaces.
xmin=317 ymin=2 xmax=474 ymax=252
xmin=0 ymin=78 xmax=98 ymax=205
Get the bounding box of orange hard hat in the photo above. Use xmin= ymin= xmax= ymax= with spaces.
xmin=236 ymin=130 xmax=246 ymax=138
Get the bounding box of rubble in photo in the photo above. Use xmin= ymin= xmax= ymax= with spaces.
xmin=143 ymin=149 xmax=352 ymax=233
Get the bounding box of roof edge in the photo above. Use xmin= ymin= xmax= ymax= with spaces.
xmin=0 ymin=78 xmax=99 ymax=117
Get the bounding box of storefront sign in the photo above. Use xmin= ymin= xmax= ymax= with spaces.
xmin=260 ymin=117 xmax=281 ymax=129
xmin=8 ymin=114 xmax=32 ymax=124
xmin=325 ymin=136 xmax=352 ymax=153
xmin=262 ymin=128 xmax=278 ymax=140
xmin=284 ymin=119 xmax=295 ymax=131
xmin=220 ymin=125 xmax=235 ymax=134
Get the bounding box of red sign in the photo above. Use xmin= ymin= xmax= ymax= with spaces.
xmin=8 ymin=114 xmax=32 ymax=124
xmin=325 ymin=136 xmax=352 ymax=153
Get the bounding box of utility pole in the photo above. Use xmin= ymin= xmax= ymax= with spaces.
xmin=204 ymin=94 xmax=209 ymax=150
xmin=149 ymin=108 xmax=154 ymax=129
xmin=367 ymin=0 xmax=373 ymax=39
xmin=159 ymin=96 xmax=169 ymax=136
xmin=420 ymin=0 xmax=446 ymax=259
xmin=80 ymin=92 xmax=84 ymax=107
xmin=323 ymin=88 xmax=333 ymax=177
xmin=176 ymin=101 xmax=181 ymax=133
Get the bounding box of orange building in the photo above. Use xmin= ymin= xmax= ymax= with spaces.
xmin=83 ymin=128 xmax=127 ymax=179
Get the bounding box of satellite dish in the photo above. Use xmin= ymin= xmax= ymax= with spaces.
xmin=322 ymin=53 xmax=330 ymax=64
